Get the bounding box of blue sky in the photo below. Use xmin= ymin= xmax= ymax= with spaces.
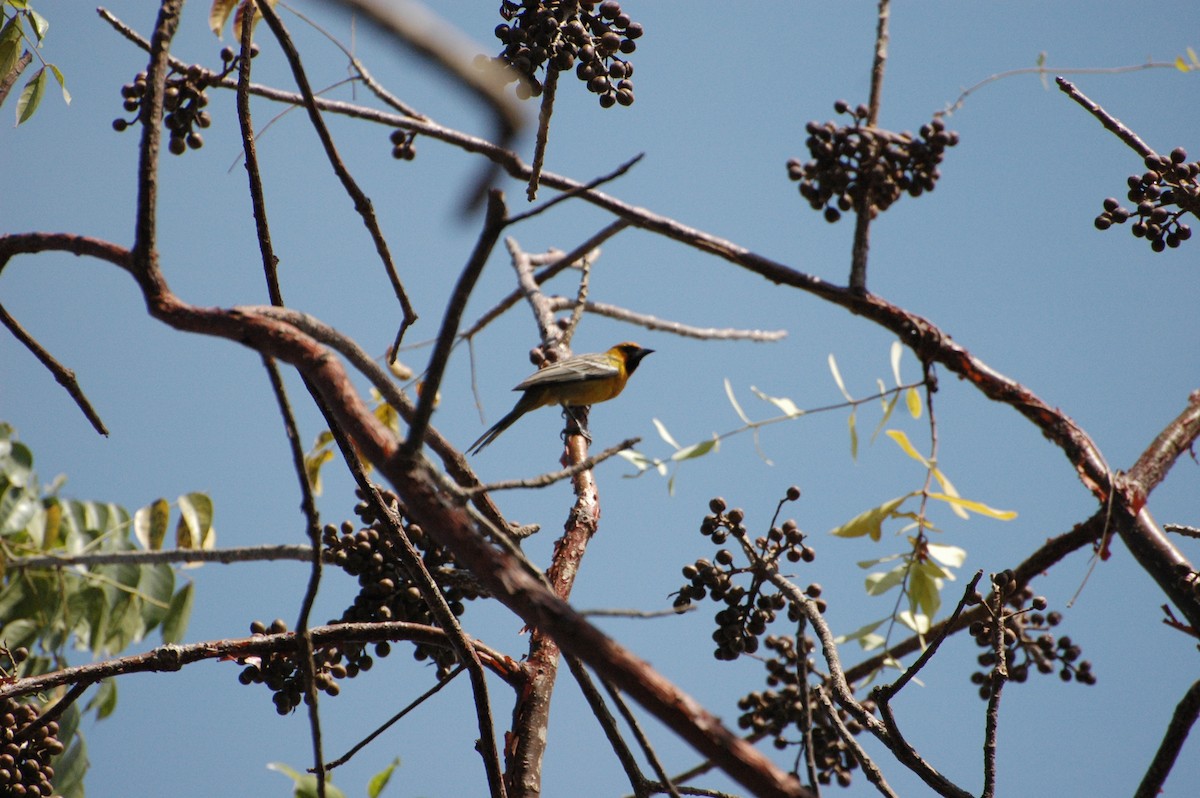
xmin=3 ymin=2 xmax=1199 ymax=796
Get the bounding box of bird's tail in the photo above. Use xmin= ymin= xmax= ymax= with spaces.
xmin=466 ymin=405 xmax=527 ymax=455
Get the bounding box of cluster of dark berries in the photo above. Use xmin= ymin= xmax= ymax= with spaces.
xmin=968 ymin=570 xmax=1094 ymax=698
xmin=1094 ymin=147 xmax=1197 ymax=252
xmin=673 ymin=489 xmax=822 ymax=661
xmin=112 ymin=47 xmax=257 ymax=153
xmin=787 ymin=101 xmax=958 ymax=223
xmin=324 ymin=488 xmax=482 ymax=676
xmin=0 ymin=649 xmax=65 ymax=798
xmin=237 ymin=618 xmax=349 ymax=716
xmin=237 ymin=489 xmax=482 ymax=713
xmin=389 ymin=129 xmax=418 ymax=161
xmin=736 ymin=636 xmax=872 ymax=788
xmin=488 ymin=0 xmax=642 ymax=107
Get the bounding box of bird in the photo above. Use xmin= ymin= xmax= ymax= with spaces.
xmin=467 ymin=341 xmax=654 ymax=455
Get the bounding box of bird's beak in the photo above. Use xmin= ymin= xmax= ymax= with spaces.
xmin=627 ymin=347 xmax=654 ymax=372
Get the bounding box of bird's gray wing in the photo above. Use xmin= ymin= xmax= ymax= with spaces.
xmin=513 ymin=353 xmax=618 ymax=390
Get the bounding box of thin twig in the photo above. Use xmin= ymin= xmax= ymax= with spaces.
xmin=942 ymin=59 xmax=1175 ymax=118
xmin=980 ymin=581 xmax=1008 ymax=798
xmin=601 ymin=676 xmax=684 ymax=798
xmin=460 ymin=219 xmax=631 ymax=340
xmin=1134 ymin=679 xmax=1200 ymax=798
xmin=545 ymin=296 xmax=787 ymax=342
xmin=848 ymin=0 xmax=889 ymax=291
xmin=255 ymin=0 xmax=418 ymax=344
xmin=129 ymin=0 xmax=182 ymax=284
xmin=0 ymin=302 xmax=108 ymax=436
xmin=876 ymin=572 xmax=984 ymax=702
xmin=527 ymin=65 xmax=560 ymax=201
xmin=510 ymin=153 xmax=644 ymax=226
xmin=11 ymin=682 xmax=89 ymax=745
xmin=325 ymin=664 xmax=466 ymax=769
xmin=1055 ymin=77 xmax=1157 ymax=159
xmin=328 ymin=0 xmax=523 ymax=210
xmin=326 ymin=417 xmax=509 ymax=798
xmin=464 ymin=437 xmax=639 ymax=494
xmin=813 ymin=689 xmax=897 ymax=798
xmin=562 ymin=656 xmax=654 ymax=798
xmin=402 ymin=190 xmax=507 ymax=458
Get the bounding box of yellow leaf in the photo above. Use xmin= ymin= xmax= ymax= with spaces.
xmin=209 ymin=0 xmax=238 ymax=37
xmin=848 ymin=409 xmax=858 ymax=460
xmin=1176 ymin=56 xmax=1190 ymax=73
xmin=830 ymin=495 xmax=909 ymax=541
xmin=926 ymin=492 xmax=1017 ymax=520
xmin=886 ymin=429 xmax=929 ymax=467
xmin=905 ymin=387 xmax=923 ymax=419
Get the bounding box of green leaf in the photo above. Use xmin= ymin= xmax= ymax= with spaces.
xmin=909 ymin=565 xmax=942 ymax=619
xmin=134 ymin=498 xmax=170 ymax=550
xmin=926 ymin=492 xmax=1017 ymax=520
xmin=828 ymin=353 xmax=853 ymax=401
xmin=26 ymin=6 xmax=47 ymax=41
xmin=830 ymin=495 xmax=909 ymax=541
xmin=870 ymin=391 xmax=898 ymax=444
xmin=367 ymin=757 xmax=400 ymax=798
xmin=897 ymin=609 xmax=931 ymax=635
xmin=47 ymin=62 xmax=69 ymax=104
xmin=161 ymin=581 xmax=194 ymax=643
xmin=724 ymin=378 xmax=752 ymax=424
xmin=671 ymin=435 xmax=718 ymax=461
xmin=16 ymin=64 xmax=45 ymax=124
xmin=848 ymin=408 xmax=858 ymax=460
xmin=865 ymin=562 xmax=908 ymax=595
xmin=176 ymin=492 xmax=215 ymax=549
xmin=833 ymin=617 xmax=888 ymax=649
xmin=87 ymin=677 xmax=119 ymax=720
xmin=138 ymin=563 xmax=175 ymax=631
xmin=652 ymin=418 xmax=680 ymax=450
xmin=0 ymin=24 xmax=22 ymax=87
xmin=268 ymin=762 xmax=347 ymax=798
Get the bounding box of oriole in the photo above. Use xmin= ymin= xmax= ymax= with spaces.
xmin=467 ymin=342 xmax=654 ymax=455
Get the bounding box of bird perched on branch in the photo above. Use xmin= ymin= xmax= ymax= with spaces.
xmin=467 ymin=341 xmax=654 ymax=455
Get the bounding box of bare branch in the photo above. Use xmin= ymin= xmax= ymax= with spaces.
xmin=1056 ymin=77 xmax=1157 ymax=159
xmin=545 ymin=296 xmax=787 ymax=342
xmin=0 ymin=302 xmax=108 ymax=436
xmin=1135 ymin=679 xmax=1200 ymax=798
xmin=0 ymin=621 xmax=520 ymax=702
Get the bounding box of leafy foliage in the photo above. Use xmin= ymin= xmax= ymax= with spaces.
xmin=0 ymin=423 xmax=204 ymax=794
